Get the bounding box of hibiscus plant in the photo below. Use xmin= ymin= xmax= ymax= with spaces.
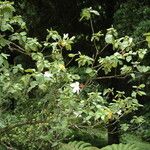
xmin=0 ymin=1 xmax=149 ymax=149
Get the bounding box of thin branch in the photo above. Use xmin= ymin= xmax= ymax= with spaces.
xmin=128 ymin=123 xmax=143 ymax=131
xmin=8 ymin=42 xmax=30 ymax=56
xmin=10 ymin=42 xmax=25 ymax=52
xmin=94 ymin=74 xmax=128 ymax=80
xmin=90 ymin=18 xmax=100 ymax=68
xmin=90 ymin=18 xmax=95 ymax=34
xmin=66 ymin=57 xmax=74 ymax=67
xmin=98 ymin=44 xmax=109 ymax=55
xmin=136 ymin=40 xmax=146 ymax=45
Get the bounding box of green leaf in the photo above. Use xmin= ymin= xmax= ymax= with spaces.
xmin=46 ymin=29 xmax=61 ymax=41
xmin=137 ymin=91 xmax=146 ymax=96
xmin=85 ymin=68 xmax=93 ymax=74
xmin=90 ymin=10 xmax=100 ymax=16
xmin=121 ymin=123 xmax=129 ymax=131
xmin=1 ymin=53 xmax=9 ymax=59
xmin=25 ymin=69 xmax=36 ymax=73
xmin=12 ymin=64 xmax=24 ymax=74
xmin=130 ymin=73 xmax=135 ymax=79
xmin=80 ymin=8 xmax=91 ymax=20
xmin=28 ymin=81 xmax=38 ymax=92
xmin=126 ymin=55 xmax=132 ymax=62
xmin=0 ymin=36 xmax=10 ymax=47
xmin=91 ymin=31 xmax=103 ymax=42
xmin=144 ymin=32 xmax=150 ymax=48
xmin=131 ymin=91 xmax=137 ymax=98
xmin=80 ymin=7 xmax=99 ymax=21
xmin=138 ymin=49 xmax=147 ymax=59
xmin=121 ymin=65 xmax=132 ymax=75
xmin=105 ymin=34 xmax=114 ymax=44
xmin=68 ymin=53 xmax=77 ymax=58
xmin=136 ymin=65 xmax=150 ymax=73
xmin=31 ymin=52 xmax=43 ymax=61
xmin=105 ymin=28 xmax=118 ymax=44
xmin=76 ymin=54 xmax=94 ymax=67
xmin=139 ymin=84 xmax=145 ymax=89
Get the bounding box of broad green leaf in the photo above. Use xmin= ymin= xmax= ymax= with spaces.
xmin=85 ymin=68 xmax=93 ymax=74
xmin=105 ymin=34 xmax=114 ymax=44
xmin=137 ymin=91 xmax=146 ymax=96
xmin=126 ymin=55 xmax=132 ymax=62
xmin=144 ymin=32 xmax=150 ymax=48
xmin=136 ymin=65 xmax=150 ymax=73
xmin=121 ymin=65 xmax=132 ymax=75
xmin=68 ymin=53 xmax=77 ymax=57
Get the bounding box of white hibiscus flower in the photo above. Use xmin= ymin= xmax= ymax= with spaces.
xmin=70 ymin=82 xmax=80 ymax=94
xmin=117 ymin=110 xmax=122 ymax=115
xmin=44 ymin=71 xmax=53 ymax=78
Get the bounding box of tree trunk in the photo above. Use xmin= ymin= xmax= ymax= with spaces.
xmin=107 ymin=119 xmax=120 ymax=145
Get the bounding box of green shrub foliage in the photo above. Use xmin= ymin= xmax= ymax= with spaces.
xmin=0 ymin=1 xmax=150 ymax=149
xmin=113 ymin=0 xmax=150 ymax=38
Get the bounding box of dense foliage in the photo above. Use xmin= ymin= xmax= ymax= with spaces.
xmin=0 ymin=1 xmax=150 ymax=150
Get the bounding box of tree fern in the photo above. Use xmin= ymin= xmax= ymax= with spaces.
xmin=59 ymin=141 xmax=140 ymax=150
xmin=100 ymin=143 xmax=139 ymax=150
xmin=59 ymin=141 xmax=100 ymax=150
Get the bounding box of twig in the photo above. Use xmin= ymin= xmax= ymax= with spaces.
xmin=8 ymin=42 xmax=30 ymax=56
xmin=90 ymin=18 xmax=99 ymax=67
xmin=94 ymin=74 xmax=128 ymax=80
xmin=66 ymin=57 xmax=74 ymax=67
xmin=98 ymin=44 xmax=109 ymax=55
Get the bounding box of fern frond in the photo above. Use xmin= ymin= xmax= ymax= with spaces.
xmin=100 ymin=143 xmax=139 ymax=150
xmin=59 ymin=141 xmax=100 ymax=150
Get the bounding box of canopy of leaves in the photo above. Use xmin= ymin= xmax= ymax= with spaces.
xmin=0 ymin=1 xmax=150 ymax=150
